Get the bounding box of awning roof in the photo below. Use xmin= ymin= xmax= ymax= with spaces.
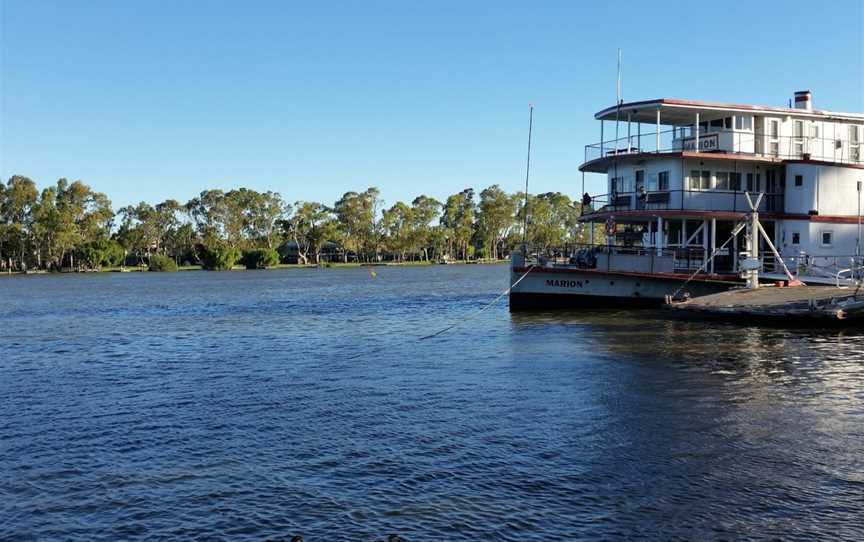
xmin=594 ymin=98 xmax=864 ymax=124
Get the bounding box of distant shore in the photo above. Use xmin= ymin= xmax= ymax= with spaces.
xmin=0 ymin=259 xmax=508 ymax=276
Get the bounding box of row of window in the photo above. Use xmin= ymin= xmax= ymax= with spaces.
xmin=688 ymin=170 xmax=779 ymax=192
xmin=789 ymin=231 xmax=833 ymax=246
xmin=612 ymin=171 xmax=669 ymax=193
xmin=614 ymin=169 xmax=784 ymax=192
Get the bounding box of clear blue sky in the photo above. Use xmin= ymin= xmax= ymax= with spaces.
xmin=1 ymin=0 xmax=862 ymax=209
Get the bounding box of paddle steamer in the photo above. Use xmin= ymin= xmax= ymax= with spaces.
xmin=510 ymin=90 xmax=864 ymax=310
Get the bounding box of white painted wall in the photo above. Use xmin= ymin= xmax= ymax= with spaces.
xmin=779 ymin=216 xmax=863 ymax=260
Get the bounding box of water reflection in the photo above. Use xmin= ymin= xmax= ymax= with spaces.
xmin=2 ymin=267 xmax=863 ymax=541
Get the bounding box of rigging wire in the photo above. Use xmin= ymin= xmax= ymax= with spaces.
xmin=343 ymin=265 xmax=537 ymax=360
xmin=419 ymin=265 xmax=535 ymax=341
xmin=669 ymin=225 xmax=744 ymax=300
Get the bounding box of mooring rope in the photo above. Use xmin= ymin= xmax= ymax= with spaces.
xmin=344 ymin=264 xmax=536 ymax=360
xmin=418 ymin=265 xmax=536 ymax=341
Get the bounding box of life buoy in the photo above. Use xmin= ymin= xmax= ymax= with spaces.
xmin=605 ymin=217 xmax=616 ymax=236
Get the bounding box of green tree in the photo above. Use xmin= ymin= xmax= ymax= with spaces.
xmin=517 ymin=192 xmax=582 ymax=251
xmin=201 ymin=244 xmax=241 ymax=270
xmin=476 ymin=185 xmax=517 ymax=260
xmin=242 ymin=248 xmax=280 ymax=269
xmin=441 ymin=188 xmax=474 ymax=260
xmin=48 ymin=179 xmax=113 ymax=270
xmin=283 ymin=201 xmax=338 ymax=264
xmin=409 ymin=195 xmax=441 ymax=261
xmin=148 ymin=254 xmax=178 ymax=272
xmin=1 ymin=176 xmax=39 ymax=270
xmin=334 ymin=187 xmax=382 ymax=262
xmin=381 ymin=201 xmax=412 ymax=261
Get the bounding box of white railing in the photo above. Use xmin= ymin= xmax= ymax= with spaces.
xmin=584 ymin=130 xmax=863 ymax=165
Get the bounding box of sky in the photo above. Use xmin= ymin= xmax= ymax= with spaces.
xmin=1 ymin=0 xmax=863 ymax=210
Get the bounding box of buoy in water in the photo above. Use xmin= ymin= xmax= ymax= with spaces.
xmin=370 ymin=270 xmax=377 ymax=278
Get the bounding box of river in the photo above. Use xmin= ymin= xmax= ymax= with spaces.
xmin=1 ymin=264 xmax=862 ymax=540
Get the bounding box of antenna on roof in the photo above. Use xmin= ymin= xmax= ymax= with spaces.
xmin=616 ymin=48 xmax=623 ymax=105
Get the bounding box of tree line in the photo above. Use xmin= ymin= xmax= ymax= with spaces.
xmin=0 ymin=175 xmax=594 ymax=271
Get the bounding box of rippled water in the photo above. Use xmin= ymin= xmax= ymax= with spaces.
xmin=2 ymin=264 xmax=863 ymax=541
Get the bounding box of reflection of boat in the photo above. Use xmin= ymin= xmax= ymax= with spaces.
xmin=511 ymin=90 xmax=864 ymax=310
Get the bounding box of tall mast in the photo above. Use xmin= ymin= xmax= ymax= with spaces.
xmin=521 ymin=104 xmax=534 ymax=247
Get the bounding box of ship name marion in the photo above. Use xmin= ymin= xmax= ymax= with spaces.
xmin=546 ymin=279 xmax=583 ymax=288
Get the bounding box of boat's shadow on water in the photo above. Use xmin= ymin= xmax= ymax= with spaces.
xmin=508 ymin=307 xmax=864 ymax=375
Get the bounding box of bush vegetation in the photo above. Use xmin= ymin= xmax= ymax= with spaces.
xmin=201 ymin=245 xmax=240 ymax=270
xmin=242 ymin=248 xmax=280 ymax=269
xmin=148 ymin=254 xmax=178 ymax=272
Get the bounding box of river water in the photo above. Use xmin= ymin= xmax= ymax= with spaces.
xmin=1 ymin=264 xmax=862 ymax=541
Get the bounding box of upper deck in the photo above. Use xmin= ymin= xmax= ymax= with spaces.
xmin=580 ymin=93 xmax=864 ymax=173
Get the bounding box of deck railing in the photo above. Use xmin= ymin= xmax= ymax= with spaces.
xmin=524 ymin=243 xmax=711 ymax=274
xmin=583 ymin=189 xmax=785 ymax=215
xmin=584 ymin=130 xmax=863 ymax=165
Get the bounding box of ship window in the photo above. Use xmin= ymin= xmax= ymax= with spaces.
xmin=730 ymin=172 xmax=742 ymax=191
xmin=794 ymin=174 xmax=803 ymax=186
xmin=710 ymin=119 xmax=724 ymax=129
xmin=734 ymin=115 xmax=752 ymax=130
xmin=794 ymin=120 xmax=804 ymax=138
xmin=690 ymin=170 xmax=711 ymax=190
xmin=746 ymin=173 xmax=762 ymax=192
xmin=658 ymin=171 xmax=669 ymax=191
xmin=769 ymin=119 xmax=780 ymax=137
xmin=851 ymin=125 xmax=861 ymax=162
xmin=768 ymin=119 xmax=781 ymax=156
xmin=792 ymin=232 xmax=800 ymax=245
xmin=724 ymin=117 xmax=732 ymax=129
xmin=822 ymin=231 xmax=833 ymax=246
xmin=715 ymin=171 xmax=730 ymax=190
xmin=613 ymin=176 xmax=633 ymax=193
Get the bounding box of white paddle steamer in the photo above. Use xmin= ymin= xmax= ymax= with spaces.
xmin=511 ymin=91 xmax=864 ymax=310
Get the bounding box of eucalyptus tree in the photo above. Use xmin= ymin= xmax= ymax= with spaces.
xmin=381 ymin=201 xmax=412 ymax=261
xmin=116 ymin=199 xmax=186 ymax=264
xmin=240 ymin=190 xmax=288 ymax=249
xmin=49 ymin=179 xmax=113 ymax=270
xmin=186 ymin=189 xmax=230 ymax=248
xmin=441 ymin=188 xmax=475 ymax=260
xmin=517 ymin=192 xmax=582 ymax=251
xmin=409 ymin=195 xmax=441 ymax=261
xmin=476 ymin=185 xmax=517 ymax=260
xmin=0 ymin=176 xmax=38 ymax=270
xmin=334 ymin=187 xmax=382 ymax=262
xmin=284 ymin=201 xmax=338 ymax=264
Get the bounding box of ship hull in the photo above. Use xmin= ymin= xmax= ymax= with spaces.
xmin=509 ymin=266 xmax=736 ymax=311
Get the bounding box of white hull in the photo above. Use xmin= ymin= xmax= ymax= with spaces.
xmin=509 ymin=266 xmax=735 ymax=310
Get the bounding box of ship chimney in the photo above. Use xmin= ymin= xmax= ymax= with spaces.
xmin=794 ymin=90 xmax=812 ymax=110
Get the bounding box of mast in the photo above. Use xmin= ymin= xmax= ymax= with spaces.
xmin=521 ymin=104 xmax=534 ymax=248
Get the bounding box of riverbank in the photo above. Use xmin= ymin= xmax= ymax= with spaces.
xmin=0 ymin=259 xmax=508 ymax=276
